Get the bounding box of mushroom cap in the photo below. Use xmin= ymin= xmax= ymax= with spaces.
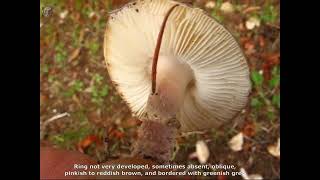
xmin=104 ymin=0 xmax=251 ymax=132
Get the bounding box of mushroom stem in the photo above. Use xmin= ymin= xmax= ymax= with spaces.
xmin=133 ymin=55 xmax=193 ymax=163
xmin=150 ymin=55 xmax=194 ymax=118
xmin=151 ymin=4 xmax=179 ymax=94
xmin=132 ymin=120 xmax=178 ymax=164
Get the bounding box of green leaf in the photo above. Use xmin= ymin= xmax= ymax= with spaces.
xmin=99 ymin=85 xmax=109 ymax=97
xmin=269 ymin=76 xmax=279 ymax=89
xmin=272 ymin=94 xmax=280 ymax=109
xmin=75 ymin=0 xmax=82 ymax=11
xmin=267 ymin=111 xmax=275 ymax=121
xmin=269 ymin=66 xmax=280 ymax=89
xmin=48 ymin=75 xmax=55 ymax=83
xmin=63 ymin=80 xmax=84 ymax=97
xmin=89 ymin=43 xmax=99 ymax=54
xmin=216 ymin=0 xmax=223 ymax=8
xmin=260 ymin=5 xmax=278 ymax=23
xmin=91 ymin=86 xmax=99 ymax=97
xmin=41 ymin=64 xmax=49 ymax=74
xmin=251 ymin=71 xmax=264 ymax=87
xmin=272 ymin=66 xmax=279 ymax=76
xmin=71 ymin=26 xmax=81 ymax=47
xmin=52 ymin=135 xmax=65 ymax=143
xmin=51 ymin=126 xmax=92 ymax=148
xmin=73 ymin=80 xmax=84 ymax=92
xmin=251 ymin=97 xmax=262 ymax=109
xmin=54 ymin=42 xmax=67 ymax=65
xmin=211 ymin=12 xmax=224 ymax=22
xmin=211 ymin=0 xmax=224 ymax=23
xmin=55 ymin=53 xmax=66 ymax=63
xmin=63 ymin=89 xmax=75 ymax=97
xmin=93 ymin=74 xmax=103 ymax=84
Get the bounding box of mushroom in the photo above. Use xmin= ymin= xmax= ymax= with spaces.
xmin=104 ymin=0 xmax=251 ymax=163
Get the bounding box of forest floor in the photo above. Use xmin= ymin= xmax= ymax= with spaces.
xmin=40 ymin=0 xmax=280 ymax=179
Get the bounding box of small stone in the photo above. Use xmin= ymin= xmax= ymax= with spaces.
xmin=245 ymin=17 xmax=261 ymax=30
xmin=205 ymin=1 xmax=215 ymax=9
xmin=196 ymin=140 xmax=210 ymax=164
xmin=220 ymin=2 xmax=234 ymax=14
xmin=59 ymin=10 xmax=68 ymax=19
xmin=228 ymin=132 xmax=243 ymax=152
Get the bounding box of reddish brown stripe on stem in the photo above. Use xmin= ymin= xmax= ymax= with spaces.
xmin=151 ymin=4 xmax=179 ymax=94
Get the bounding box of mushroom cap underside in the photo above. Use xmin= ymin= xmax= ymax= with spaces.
xmin=104 ymin=0 xmax=251 ymax=132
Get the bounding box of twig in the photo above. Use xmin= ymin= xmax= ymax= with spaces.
xmin=179 ymin=130 xmax=207 ymax=137
xmin=271 ymin=34 xmax=280 ymax=51
xmin=45 ymin=112 xmax=70 ymax=124
xmin=260 ymin=126 xmax=271 ymax=133
xmin=242 ymin=6 xmax=261 ymax=14
xmin=271 ymin=161 xmax=280 ymax=177
xmin=40 ymin=112 xmax=70 ymax=139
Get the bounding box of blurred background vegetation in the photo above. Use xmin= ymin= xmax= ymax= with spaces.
xmin=40 ymin=0 xmax=279 ymax=179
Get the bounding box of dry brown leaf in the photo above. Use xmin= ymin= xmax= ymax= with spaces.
xmin=243 ymin=39 xmax=256 ymax=55
xmin=240 ymin=37 xmax=250 ymax=44
xmin=40 ymin=94 xmax=48 ymax=106
xmin=68 ymin=48 xmax=81 ymax=62
xmin=79 ymin=29 xmax=85 ymax=43
xmin=228 ymin=132 xmax=243 ymax=152
xmin=263 ymin=52 xmax=280 ymax=65
xmin=262 ymin=52 xmax=280 ymax=80
xmin=111 ymin=0 xmax=130 ymax=8
xmin=258 ymin=35 xmax=265 ymax=48
xmin=242 ymin=121 xmax=256 ymax=137
xmin=267 ymin=138 xmax=280 ymax=158
xmin=77 ymin=135 xmax=102 ymax=153
xmin=109 ymin=129 xmax=125 ymax=139
xmin=196 ymin=140 xmax=210 ymax=164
